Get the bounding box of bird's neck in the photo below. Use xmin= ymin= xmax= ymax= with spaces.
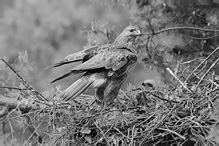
xmin=114 ymin=35 xmax=134 ymax=46
xmin=114 ymin=35 xmax=137 ymax=53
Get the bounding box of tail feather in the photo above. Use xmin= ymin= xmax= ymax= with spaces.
xmin=45 ymin=59 xmax=81 ymax=70
xmin=51 ymin=71 xmax=73 ymax=83
xmin=51 ymin=70 xmax=86 ymax=84
xmin=59 ymin=78 xmax=93 ymax=101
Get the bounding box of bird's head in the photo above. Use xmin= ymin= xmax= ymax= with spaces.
xmin=122 ymin=25 xmax=141 ymax=37
xmin=114 ymin=25 xmax=141 ymax=44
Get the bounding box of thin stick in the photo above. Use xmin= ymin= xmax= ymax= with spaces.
xmin=154 ymin=26 xmax=219 ymax=35
xmin=139 ymin=104 xmax=177 ymax=146
xmin=139 ymin=104 xmax=178 ymax=146
xmin=197 ymin=58 xmax=219 ymax=87
xmin=182 ymin=34 xmax=219 ymax=40
xmin=1 ymin=59 xmax=47 ymax=101
xmin=185 ymin=47 xmax=219 ymax=83
xmin=94 ymin=122 xmax=110 ymax=146
xmin=166 ymin=68 xmax=190 ymax=92
xmin=114 ymin=127 xmax=131 ymax=140
xmin=158 ymin=127 xmax=186 ymax=140
xmin=0 ymin=86 xmax=29 ymax=91
xmin=131 ymin=125 xmax=135 ymax=146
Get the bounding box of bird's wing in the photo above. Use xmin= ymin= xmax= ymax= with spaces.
xmin=71 ymin=46 xmax=133 ymax=72
xmin=45 ymin=45 xmax=101 ymax=69
xmin=51 ymin=45 xmax=135 ymax=83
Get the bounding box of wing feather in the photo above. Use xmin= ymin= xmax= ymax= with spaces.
xmin=71 ymin=46 xmax=132 ymax=72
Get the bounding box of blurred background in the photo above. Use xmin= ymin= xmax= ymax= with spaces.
xmin=1 ymin=0 xmax=219 ymax=92
xmin=0 ymin=0 xmax=163 ymax=92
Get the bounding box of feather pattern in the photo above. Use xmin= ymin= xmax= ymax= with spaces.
xmin=51 ymin=25 xmax=141 ymax=105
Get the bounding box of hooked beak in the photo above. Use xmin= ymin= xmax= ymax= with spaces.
xmin=136 ymin=29 xmax=141 ymax=36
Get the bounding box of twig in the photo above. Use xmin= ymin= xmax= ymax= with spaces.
xmin=158 ymin=127 xmax=186 ymax=140
xmin=194 ymin=61 xmax=208 ymax=76
xmin=197 ymin=58 xmax=219 ymax=87
xmin=139 ymin=104 xmax=178 ymax=146
xmin=94 ymin=121 xmax=110 ymax=146
xmin=182 ymin=34 xmax=219 ymax=40
xmin=24 ymin=122 xmax=42 ymax=145
xmin=180 ymin=58 xmax=202 ymax=65
xmin=114 ymin=127 xmax=131 ymax=140
xmin=136 ymin=113 xmax=156 ymax=127
xmin=131 ymin=125 xmax=135 ymax=146
xmin=166 ymin=68 xmax=191 ymax=92
xmin=1 ymin=59 xmax=47 ymax=101
xmin=0 ymin=86 xmax=30 ymax=91
xmin=146 ymin=18 xmax=155 ymax=35
xmin=208 ymin=79 xmax=219 ymax=87
xmin=154 ymin=26 xmax=219 ymax=35
xmin=185 ymin=47 xmax=219 ymax=83
xmin=147 ymin=91 xmax=180 ymax=103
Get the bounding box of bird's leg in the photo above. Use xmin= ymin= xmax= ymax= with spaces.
xmin=94 ymin=87 xmax=105 ymax=111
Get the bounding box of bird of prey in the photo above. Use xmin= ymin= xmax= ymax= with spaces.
xmin=47 ymin=26 xmax=140 ymax=69
xmin=50 ymin=25 xmax=141 ymax=106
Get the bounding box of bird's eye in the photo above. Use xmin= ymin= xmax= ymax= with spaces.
xmin=129 ymin=29 xmax=135 ymax=32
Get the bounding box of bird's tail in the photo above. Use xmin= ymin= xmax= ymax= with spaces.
xmin=59 ymin=78 xmax=93 ymax=101
xmin=45 ymin=60 xmax=81 ymax=70
xmin=45 ymin=51 xmax=87 ymax=70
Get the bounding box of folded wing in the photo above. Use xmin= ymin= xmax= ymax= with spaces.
xmin=51 ymin=46 xmax=133 ymax=83
xmin=45 ymin=45 xmax=100 ymax=69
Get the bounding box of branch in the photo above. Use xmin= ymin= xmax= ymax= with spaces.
xmin=166 ymin=68 xmax=191 ymax=92
xmin=154 ymin=26 xmax=219 ymax=35
xmin=94 ymin=121 xmax=110 ymax=146
xmin=158 ymin=127 xmax=186 ymax=140
xmin=185 ymin=47 xmax=219 ymax=83
xmin=182 ymin=34 xmax=219 ymax=40
xmin=1 ymin=59 xmax=47 ymax=101
xmin=197 ymin=58 xmax=219 ymax=87
xmin=139 ymin=104 xmax=178 ymax=145
xmin=0 ymin=86 xmax=30 ymax=91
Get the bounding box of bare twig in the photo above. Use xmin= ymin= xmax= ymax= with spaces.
xmin=158 ymin=127 xmax=186 ymax=140
xmin=0 ymin=86 xmax=29 ymax=91
xmin=94 ymin=122 xmax=110 ymax=146
xmin=114 ymin=127 xmax=131 ymax=140
xmin=185 ymin=47 xmax=219 ymax=83
xmin=139 ymin=104 xmax=178 ymax=146
xmin=182 ymin=34 xmax=219 ymax=40
xmin=131 ymin=125 xmax=135 ymax=146
xmin=197 ymin=58 xmax=219 ymax=87
xmin=166 ymin=68 xmax=191 ymax=92
xmin=154 ymin=26 xmax=219 ymax=35
xmin=180 ymin=58 xmax=202 ymax=65
xmin=1 ymin=59 xmax=47 ymax=101
xmin=146 ymin=18 xmax=155 ymax=35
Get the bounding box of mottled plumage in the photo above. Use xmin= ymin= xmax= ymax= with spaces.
xmin=49 ymin=26 xmax=141 ymax=105
xmin=47 ymin=26 xmax=140 ymax=69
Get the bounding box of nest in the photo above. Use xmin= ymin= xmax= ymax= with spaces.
xmin=1 ymin=48 xmax=219 ymax=145
xmin=45 ymin=80 xmax=217 ymax=146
